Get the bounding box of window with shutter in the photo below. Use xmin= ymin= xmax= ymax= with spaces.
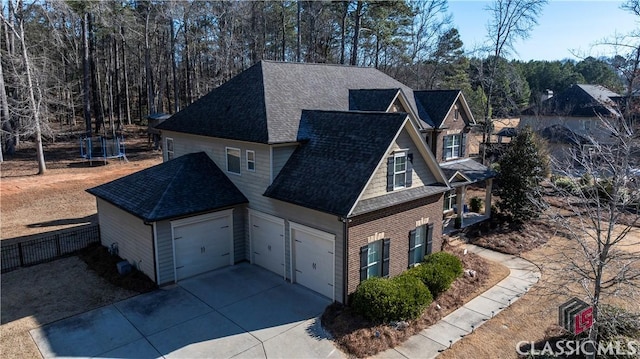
xmin=408 ymin=225 xmax=426 ymax=266
xmin=359 ymin=239 xmax=390 ymax=282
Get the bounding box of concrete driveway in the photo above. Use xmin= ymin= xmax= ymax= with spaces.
xmin=30 ymin=263 xmax=344 ymax=358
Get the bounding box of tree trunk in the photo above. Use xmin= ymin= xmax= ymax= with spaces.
xmin=296 ymin=0 xmax=301 ymax=62
xmin=0 ymin=48 xmax=9 ymax=161
xmin=15 ymin=1 xmax=45 ymax=174
xmin=170 ymin=18 xmax=179 ymax=113
xmin=89 ymin=13 xmax=104 ymax=135
xmin=144 ymin=6 xmax=156 ymax=115
xmin=82 ymin=12 xmax=92 ymax=136
xmin=121 ymin=26 xmax=132 ymax=125
xmin=339 ymin=1 xmax=348 ymax=64
xmin=350 ymin=0 xmax=362 ymax=66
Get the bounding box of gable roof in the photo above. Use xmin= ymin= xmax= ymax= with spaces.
xmin=87 ymin=152 xmax=248 ymax=222
xmin=538 ymin=124 xmax=590 ymax=145
xmin=413 ymin=90 xmax=461 ymax=128
xmin=158 ymin=61 xmax=425 ymax=144
xmin=522 ymin=84 xmax=621 ymax=117
xmin=439 ymin=158 xmax=496 ymax=186
xmin=264 ymin=110 xmax=409 ymax=217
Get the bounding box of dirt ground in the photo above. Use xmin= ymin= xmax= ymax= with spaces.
xmin=0 ymin=256 xmax=138 ymax=359
xmin=1 ymin=129 xmax=162 ymax=238
xmin=0 ymin=129 xmax=161 ymax=358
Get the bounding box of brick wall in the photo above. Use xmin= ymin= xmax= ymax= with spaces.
xmin=346 ymin=193 xmax=444 ymax=295
xmin=434 ymin=102 xmax=470 ymax=162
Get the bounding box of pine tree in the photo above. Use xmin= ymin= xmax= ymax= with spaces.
xmin=496 ymin=125 xmax=549 ymax=224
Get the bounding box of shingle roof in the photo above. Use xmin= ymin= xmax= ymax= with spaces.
xmin=158 ymin=61 xmax=426 ymax=144
xmin=349 ymin=89 xmax=400 ymax=111
xmin=440 ymin=158 xmax=496 ymax=184
xmin=264 ymin=110 xmax=408 ymax=217
xmin=522 ymin=84 xmax=621 ymax=117
xmin=351 ymin=185 xmax=449 ymax=217
xmin=87 ymin=152 xmax=248 ymax=222
xmin=413 ymin=90 xmax=460 ymax=128
xmin=538 ymin=124 xmax=590 ymax=145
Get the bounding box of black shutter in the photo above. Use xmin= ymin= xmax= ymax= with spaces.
xmin=386 ymin=157 xmax=394 ymax=192
xmin=426 ymin=223 xmax=434 ymax=255
xmin=460 ymin=133 xmax=467 ymax=157
xmin=360 ymin=245 xmax=369 ymax=282
xmin=406 ymin=153 xmax=413 ymax=187
xmin=442 ymin=136 xmax=447 ymax=161
xmin=382 ymin=239 xmax=390 ymax=278
xmin=408 ymin=230 xmax=416 ymax=267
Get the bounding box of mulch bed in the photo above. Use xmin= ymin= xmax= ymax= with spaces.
xmin=321 ymin=246 xmax=492 ymax=358
xmin=78 ymin=243 xmax=157 ymax=293
xmin=465 ymin=218 xmax=553 ymax=255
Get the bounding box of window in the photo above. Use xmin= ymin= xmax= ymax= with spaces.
xmin=408 ymin=224 xmax=434 ymax=266
xmin=166 ymin=137 xmax=174 ymax=161
xmin=443 ymin=190 xmax=456 ymax=211
xmin=454 ymin=105 xmax=459 ymax=121
xmin=360 ymin=239 xmax=390 ymax=281
xmin=226 ymin=147 xmax=241 ymax=174
xmin=386 ymin=152 xmax=413 ymax=191
xmin=443 ymin=134 xmax=463 ymax=160
xmin=246 ymin=150 xmax=255 ymax=172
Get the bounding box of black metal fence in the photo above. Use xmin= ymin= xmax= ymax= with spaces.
xmin=1 ymin=224 xmax=100 ymax=273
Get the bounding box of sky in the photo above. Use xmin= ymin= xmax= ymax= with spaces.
xmin=448 ymin=0 xmax=639 ymax=61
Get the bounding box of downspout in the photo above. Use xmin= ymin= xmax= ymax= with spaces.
xmin=145 ymin=221 xmax=159 ymax=284
xmin=341 ymin=217 xmax=349 ymax=304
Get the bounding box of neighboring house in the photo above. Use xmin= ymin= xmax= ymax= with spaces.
xmin=87 ymin=61 xmax=493 ymax=303
xmin=520 ymin=84 xmax=622 ymax=147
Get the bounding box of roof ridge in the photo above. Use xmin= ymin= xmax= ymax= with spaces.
xmin=147 ymin=156 xmax=189 ymax=220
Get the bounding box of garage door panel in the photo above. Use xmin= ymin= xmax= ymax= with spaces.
xmin=250 ymin=214 xmax=285 ymax=277
xmin=292 ymin=226 xmax=334 ymax=300
xmin=174 ymin=215 xmax=232 ymax=281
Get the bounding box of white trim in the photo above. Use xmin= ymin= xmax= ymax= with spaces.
xmin=153 ymin=222 xmax=159 ymax=284
xmin=447 ymin=171 xmax=472 ymax=183
xmin=269 ymin=146 xmax=274 ymax=184
xmin=225 ymin=146 xmax=242 ymax=175
xmin=246 ymin=149 xmax=256 ymax=172
xmin=165 ymin=137 xmax=174 ymax=161
xmin=393 ymin=151 xmax=408 ymax=190
xmin=170 ymin=209 xmax=235 ymax=282
xmin=386 ymin=89 xmax=424 ymax=131
xmin=248 ymin=209 xmax=286 ymax=280
xmin=289 ymin=221 xmax=336 ymax=301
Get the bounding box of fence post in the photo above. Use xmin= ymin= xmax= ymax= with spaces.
xmin=55 ymin=234 xmax=62 ymax=256
xmin=18 ymin=242 xmax=24 ymax=267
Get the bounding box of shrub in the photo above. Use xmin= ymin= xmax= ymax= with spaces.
xmin=553 ymin=176 xmax=578 ymax=193
xmin=469 ymin=197 xmax=483 ymax=213
xmin=408 ymin=252 xmax=463 ymax=296
xmin=351 ymin=275 xmax=432 ymax=323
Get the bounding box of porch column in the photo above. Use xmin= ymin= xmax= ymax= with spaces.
xmin=484 ymin=178 xmax=493 ymax=217
xmin=455 ymin=186 xmax=465 ymax=228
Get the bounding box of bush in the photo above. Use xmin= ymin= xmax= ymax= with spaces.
xmin=469 ymin=197 xmax=483 ymax=213
xmin=408 ymin=252 xmax=463 ymax=295
xmin=553 ymin=176 xmax=578 ymax=193
xmin=351 ymin=275 xmax=432 ymax=323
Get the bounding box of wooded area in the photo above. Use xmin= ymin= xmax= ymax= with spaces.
xmin=1 ymin=0 xmax=638 ymax=173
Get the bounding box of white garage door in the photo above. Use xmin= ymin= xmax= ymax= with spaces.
xmin=291 ymin=223 xmax=335 ymax=300
xmin=173 ymin=212 xmax=233 ymax=281
xmin=250 ymin=211 xmax=285 ymax=278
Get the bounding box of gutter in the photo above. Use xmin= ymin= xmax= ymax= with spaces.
xmin=341 ymin=216 xmax=349 ymax=304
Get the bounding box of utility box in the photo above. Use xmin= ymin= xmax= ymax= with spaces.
xmin=117 ymin=260 xmax=132 ymax=276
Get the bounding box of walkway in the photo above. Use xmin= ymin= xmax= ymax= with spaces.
xmin=374 ymin=244 xmax=541 ymax=359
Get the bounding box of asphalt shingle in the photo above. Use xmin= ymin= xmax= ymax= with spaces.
xmin=264 ymin=110 xmax=408 ymax=217
xmin=440 ymin=158 xmax=496 ymax=184
xmin=87 ymin=152 xmax=247 ymax=222
xmin=413 ymin=90 xmax=461 ymax=128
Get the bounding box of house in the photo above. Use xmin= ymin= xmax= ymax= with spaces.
xmin=87 ymin=61 xmax=494 ymax=303
xmin=520 ymin=84 xmax=622 ymax=146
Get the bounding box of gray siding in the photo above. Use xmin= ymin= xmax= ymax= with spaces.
xmin=271 ymin=145 xmax=297 ymax=183
xmin=97 ymin=199 xmax=155 ymax=280
xmin=361 ymin=127 xmax=437 ymax=200
xmin=519 ymin=115 xmax=611 ymax=144
xmin=162 ymin=131 xmax=345 ymax=302
xmin=233 ymin=206 xmax=247 ymax=262
xmin=155 ymin=220 xmax=174 ymax=285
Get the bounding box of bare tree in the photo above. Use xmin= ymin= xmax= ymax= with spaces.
xmin=481 ymin=0 xmax=547 ymax=161
xmin=547 ymin=114 xmax=639 ymax=346
xmin=2 ymin=0 xmax=46 ymax=174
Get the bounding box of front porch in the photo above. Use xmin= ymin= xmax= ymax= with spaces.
xmin=442 ymin=212 xmax=490 ymax=235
